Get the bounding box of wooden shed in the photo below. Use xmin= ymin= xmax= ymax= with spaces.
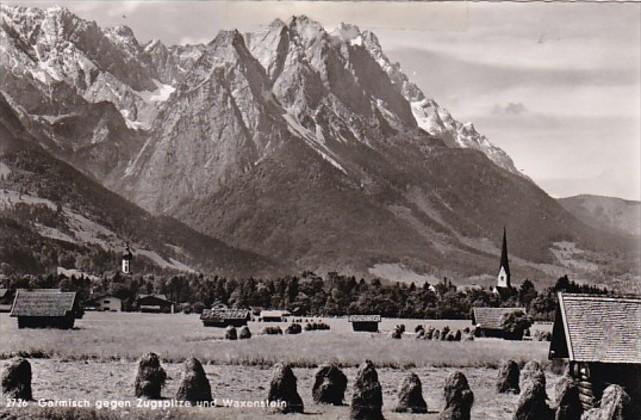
xmin=200 ymin=308 xmax=250 ymax=327
xmin=348 ymin=314 xmax=381 ymax=332
xmin=10 ymin=289 xmax=80 ymax=329
xmin=259 ymin=310 xmax=289 ymax=322
xmin=471 ymin=307 xmax=527 ymax=339
xmin=549 ymin=293 xmax=641 ymax=411
xmin=136 ymin=294 xmax=173 ymax=313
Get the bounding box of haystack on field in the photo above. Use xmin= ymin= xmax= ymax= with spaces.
xmin=0 ymin=312 xmax=559 ymax=419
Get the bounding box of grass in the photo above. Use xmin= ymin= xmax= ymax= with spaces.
xmin=0 ymin=312 xmax=559 ymax=419
xmin=0 ymin=312 xmax=551 ymax=368
xmin=0 ymin=361 xmax=564 ymax=420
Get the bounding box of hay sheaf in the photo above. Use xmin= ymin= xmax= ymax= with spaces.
xmin=225 ymin=326 xmax=237 ymax=340
xmin=1 ymin=358 xmax=32 ymax=401
xmin=390 ymin=325 xmax=403 ymax=339
xmin=514 ymin=375 xmax=553 ymax=420
xmin=553 ymin=376 xmax=582 ymax=420
xmin=285 ymin=323 xmax=302 ymax=335
xmin=134 ymin=352 xmax=167 ymax=399
xmin=581 ymin=384 xmax=632 ymax=420
xmin=394 ymin=372 xmax=427 ymax=414
xmin=439 ymin=371 xmax=474 ymax=420
xmin=267 ymin=363 xmax=304 ymax=413
xmin=350 ymin=360 xmax=384 ymax=420
xmin=175 ymin=358 xmax=212 ymax=404
xmin=312 ymin=363 xmax=348 ymax=405
xmin=262 ymin=326 xmax=283 ymax=335
xmin=521 ymin=361 xmax=547 ymax=390
xmin=238 ymin=326 xmax=251 ymax=339
xmin=497 ymin=360 xmax=520 ymax=394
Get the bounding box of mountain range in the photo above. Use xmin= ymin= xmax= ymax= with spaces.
xmin=0 ymin=5 xmax=638 ymax=289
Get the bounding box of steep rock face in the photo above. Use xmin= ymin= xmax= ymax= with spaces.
xmin=119 ymin=30 xmax=289 ymax=213
xmin=141 ymin=39 xmax=206 ymax=85
xmin=2 ymin=7 xmax=636 ymax=284
xmin=0 ymin=92 xmax=279 ymax=276
xmin=352 ymin=26 xmax=522 ymax=176
xmin=0 ymin=4 xmax=172 ymax=132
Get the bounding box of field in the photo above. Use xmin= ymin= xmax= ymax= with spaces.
xmin=0 ymin=312 xmax=557 ymax=419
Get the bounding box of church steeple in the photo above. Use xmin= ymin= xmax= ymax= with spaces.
xmin=497 ymin=227 xmax=511 ymax=288
xmin=122 ymin=243 xmax=133 ymax=274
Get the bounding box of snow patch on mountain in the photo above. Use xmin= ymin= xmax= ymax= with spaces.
xmin=136 ymin=79 xmax=175 ymax=103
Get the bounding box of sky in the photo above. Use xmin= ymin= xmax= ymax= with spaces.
xmin=6 ymin=1 xmax=641 ymax=200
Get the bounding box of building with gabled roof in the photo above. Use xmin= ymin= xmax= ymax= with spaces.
xmin=471 ymin=307 xmax=527 ymax=339
xmin=136 ymin=294 xmax=173 ymax=313
xmin=86 ymin=294 xmax=123 ymax=312
xmin=259 ymin=309 xmax=290 ymax=322
xmin=200 ymin=308 xmax=251 ymax=327
xmin=10 ymin=289 xmax=81 ymax=329
xmin=549 ymin=293 xmax=641 ymax=411
xmin=348 ymin=314 xmax=381 ymax=332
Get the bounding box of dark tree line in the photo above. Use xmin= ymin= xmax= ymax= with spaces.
xmin=1 ymin=270 xmax=610 ymax=320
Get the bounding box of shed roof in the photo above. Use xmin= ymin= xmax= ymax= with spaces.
xmin=10 ymin=289 xmax=77 ymax=317
xmin=472 ymin=307 xmax=526 ymax=330
xmin=137 ymin=294 xmax=171 ymax=303
xmin=550 ymin=293 xmax=641 ymax=364
xmin=201 ymin=308 xmax=250 ymax=321
xmin=348 ymin=314 xmax=382 ymax=322
xmin=260 ymin=310 xmax=289 ymax=317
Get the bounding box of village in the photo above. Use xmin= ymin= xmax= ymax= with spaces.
xmin=1 ymin=230 xmax=639 ymax=420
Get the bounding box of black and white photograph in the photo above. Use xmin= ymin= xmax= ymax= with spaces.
xmin=0 ymin=1 xmax=640 ymax=419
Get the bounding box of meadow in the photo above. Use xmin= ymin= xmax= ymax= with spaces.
xmin=0 ymin=312 xmax=551 ymax=367
xmin=0 ymin=312 xmax=556 ymax=419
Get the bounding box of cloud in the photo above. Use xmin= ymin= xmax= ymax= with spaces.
xmin=492 ymin=102 xmax=528 ymax=116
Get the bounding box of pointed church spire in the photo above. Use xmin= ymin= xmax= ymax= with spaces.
xmin=497 ymin=227 xmax=511 ymax=288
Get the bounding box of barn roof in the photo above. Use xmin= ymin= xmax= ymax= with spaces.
xmin=137 ymin=294 xmax=171 ymax=304
xmin=348 ymin=314 xmax=381 ymax=322
xmin=550 ymin=293 xmax=641 ymax=364
xmin=10 ymin=289 xmax=77 ymax=317
xmin=472 ymin=307 xmax=526 ymax=330
xmin=260 ymin=310 xmax=289 ymax=318
xmin=201 ymin=308 xmax=250 ymax=321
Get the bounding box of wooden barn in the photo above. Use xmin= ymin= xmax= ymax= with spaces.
xmin=471 ymin=307 xmax=527 ymax=339
xmin=549 ymin=293 xmax=641 ymax=411
xmin=136 ymin=294 xmax=173 ymax=313
xmin=348 ymin=314 xmax=381 ymax=332
xmin=259 ymin=310 xmax=289 ymax=322
xmin=86 ymin=295 xmax=122 ymax=312
xmin=10 ymin=289 xmax=81 ymax=329
xmin=200 ymin=308 xmax=251 ymax=327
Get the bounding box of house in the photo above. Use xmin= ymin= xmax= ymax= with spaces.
xmin=259 ymin=309 xmax=290 ymax=322
xmin=0 ymin=288 xmax=13 ymax=312
xmin=471 ymin=307 xmax=527 ymax=339
xmin=549 ymin=293 xmax=641 ymax=411
xmin=348 ymin=315 xmax=381 ymax=332
xmin=200 ymin=308 xmax=251 ymax=327
xmin=136 ymin=294 xmax=173 ymax=313
xmin=86 ymin=295 xmax=122 ymax=312
xmin=10 ymin=289 xmax=81 ymax=329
